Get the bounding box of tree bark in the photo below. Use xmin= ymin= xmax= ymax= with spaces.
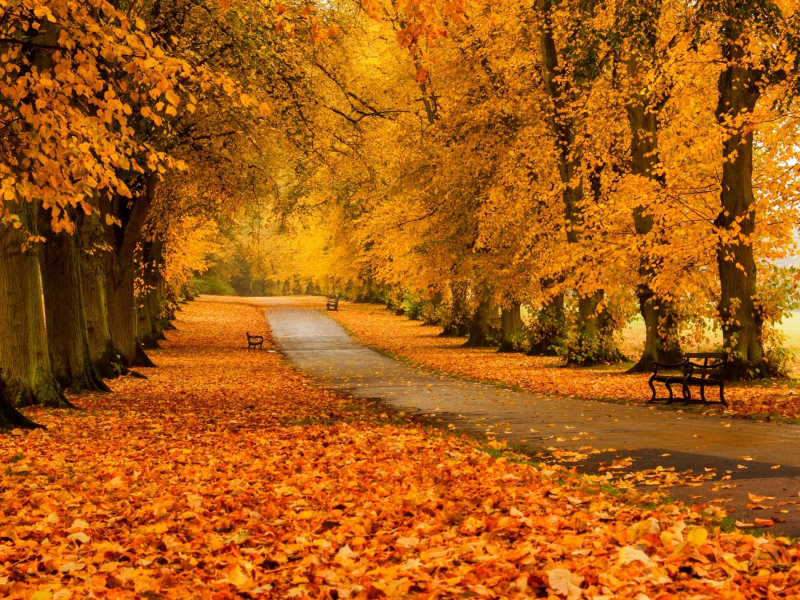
xmin=137 ymin=239 xmax=166 ymax=349
xmin=104 ymin=175 xmax=158 ymax=368
xmin=148 ymin=271 xmax=168 ymax=340
xmin=462 ymin=298 xmax=494 ymax=348
xmin=0 ymin=376 xmax=43 ymax=429
xmin=78 ymin=210 xmax=118 ymax=379
xmin=106 ymin=243 xmax=140 ymax=366
xmin=0 ymin=204 xmax=73 ymax=408
xmin=439 ymin=282 xmax=471 ymax=337
xmin=136 ymin=300 xmax=157 ymax=349
xmin=498 ymin=302 xmax=524 ymax=353
xmin=577 ymin=291 xmax=606 ymax=346
xmin=566 ymin=290 xmax=623 ymax=366
xmin=625 ymin=56 xmax=682 ymax=372
xmin=537 ymin=0 xmax=610 ymax=357
xmin=40 ymin=218 xmax=110 ymax=392
xmin=714 ymin=39 xmax=766 ymax=379
xmin=527 ymin=293 xmax=564 ymax=356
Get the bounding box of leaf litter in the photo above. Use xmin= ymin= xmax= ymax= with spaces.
xmin=2 ymin=297 xmax=800 ymax=599
xmin=334 ymin=303 xmax=800 ymax=422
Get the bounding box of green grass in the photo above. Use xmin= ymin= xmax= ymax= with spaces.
xmin=625 ymin=312 xmax=800 ymax=355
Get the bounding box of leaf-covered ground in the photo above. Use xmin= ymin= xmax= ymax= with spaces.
xmin=333 ymin=302 xmax=800 ymax=422
xmin=3 ymin=296 xmax=800 ymax=599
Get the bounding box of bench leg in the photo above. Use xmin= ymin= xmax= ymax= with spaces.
xmin=664 ymin=382 xmax=674 ymax=404
xmin=700 ymin=385 xmax=707 ymax=403
xmin=682 ymin=384 xmax=691 ymax=403
xmin=720 ymin=385 xmax=727 ymax=406
xmin=648 ymin=377 xmax=657 ymax=403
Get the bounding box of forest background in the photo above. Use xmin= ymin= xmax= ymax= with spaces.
xmin=1 ymin=0 xmax=800 ymax=429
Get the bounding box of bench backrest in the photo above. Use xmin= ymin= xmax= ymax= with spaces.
xmin=685 ymin=351 xmax=727 ymax=363
xmin=685 ymin=352 xmax=727 ymax=379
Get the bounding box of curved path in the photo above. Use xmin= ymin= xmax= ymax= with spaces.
xmin=264 ymin=300 xmax=800 ymax=533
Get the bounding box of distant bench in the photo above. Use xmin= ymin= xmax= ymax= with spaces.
xmin=326 ymin=297 xmax=339 ymax=311
xmin=246 ymin=332 xmax=264 ymax=350
xmin=648 ymin=352 xmax=728 ymax=405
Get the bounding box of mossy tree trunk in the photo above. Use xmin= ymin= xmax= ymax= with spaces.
xmin=146 ymin=240 xmax=167 ymax=344
xmin=40 ymin=212 xmax=110 ymax=392
xmin=439 ymin=282 xmax=471 ymax=337
xmin=537 ymin=0 xmax=605 ymax=356
xmin=498 ymin=302 xmax=524 ymax=353
xmin=527 ymin=293 xmax=565 ymax=356
xmin=104 ymin=174 xmax=157 ymax=368
xmin=625 ymin=54 xmax=682 ymax=373
xmin=0 ymin=204 xmax=72 ymax=408
xmin=462 ymin=298 xmax=494 ymax=348
xmin=714 ymin=38 xmax=766 ymax=380
xmin=0 ymin=375 xmax=42 ymax=429
xmin=78 ymin=210 xmax=118 ymax=379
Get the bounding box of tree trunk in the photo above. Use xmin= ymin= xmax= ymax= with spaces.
xmin=78 ymin=211 xmax=118 ymax=379
xmin=149 ymin=272 xmax=168 ymax=340
xmin=537 ymin=0 xmax=607 ymax=356
xmin=527 ymin=293 xmax=564 ymax=356
xmin=715 ymin=43 xmax=766 ymax=379
xmin=439 ymin=282 xmax=471 ymax=337
xmin=104 ymin=175 xmax=157 ymax=368
xmin=631 ymin=285 xmax=682 ymax=372
xmin=137 ymin=300 xmax=157 ymax=349
xmin=498 ymin=302 xmax=524 ymax=353
xmin=136 ymin=240 xmax=165 ymax=349
xmin=462 ymin=298 xmax=494 ymax=348
xmin=0 ymin=376 xmax=43 ymax=429
xmin=40 ymin=219 xmax=110 ymax=392
xmin=577 ymin=291 xmax=605 ymax=346
xmin=0 ymin=204 xmax=73 ymax=408
xmin=106 ymin=246 xmax=141 ymax=366
xmin=624 ymin=58 xmax=682 ymax=372
xmin=565 ymin=290 xmax=624 ymax=366
xmin=423 ymin=290 xmax=444 ymax=326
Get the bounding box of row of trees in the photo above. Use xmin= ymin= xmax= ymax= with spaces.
xmin=0 ymin=0 xmax=464 ymax=428
xmin=3 ymin=0 xmax=799 ymax=428
xmin=250 ymin=0 xmax=800 ymax=379
xmin=0 ymin=0 xmax=339 ymax=427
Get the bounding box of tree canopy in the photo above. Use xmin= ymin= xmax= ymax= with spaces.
xmin=0 ymin=0 xmax=799 ymax=426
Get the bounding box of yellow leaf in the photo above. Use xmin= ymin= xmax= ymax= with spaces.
xmin=687 ymin=527 xmax=708 ymax=546
xmin=227 ymin=565 xmax=255 ymax=590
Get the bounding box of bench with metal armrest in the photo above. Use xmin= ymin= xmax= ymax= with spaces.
xmin=648 ymin=352 xmax=728 ymax=405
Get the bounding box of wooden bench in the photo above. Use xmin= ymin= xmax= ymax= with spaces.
xmin=326 ymin=297 xmax=339 ymax=311
xmin=246 ymin=332 xmax=264 ymax=350
xmin=648 ymin=352 xmax=728 ymax=405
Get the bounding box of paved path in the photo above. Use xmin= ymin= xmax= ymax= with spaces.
xmin=265 ymin=303 xmax=800 ymax=533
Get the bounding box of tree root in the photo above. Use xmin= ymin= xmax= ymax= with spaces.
xmin=132 ymin=344 xmax=157 ymax=368
xmin=0 ymin=378 xmax=43 ymax=429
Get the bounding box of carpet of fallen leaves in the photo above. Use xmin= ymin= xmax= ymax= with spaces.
xmin=333 ymin=302 xmax=800 ymax=422
xmin=4 ymin=296 xmax=800 ymax=600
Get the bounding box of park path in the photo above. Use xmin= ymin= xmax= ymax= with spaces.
xmin=263 ymin=299 xmax=800 ymax=533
